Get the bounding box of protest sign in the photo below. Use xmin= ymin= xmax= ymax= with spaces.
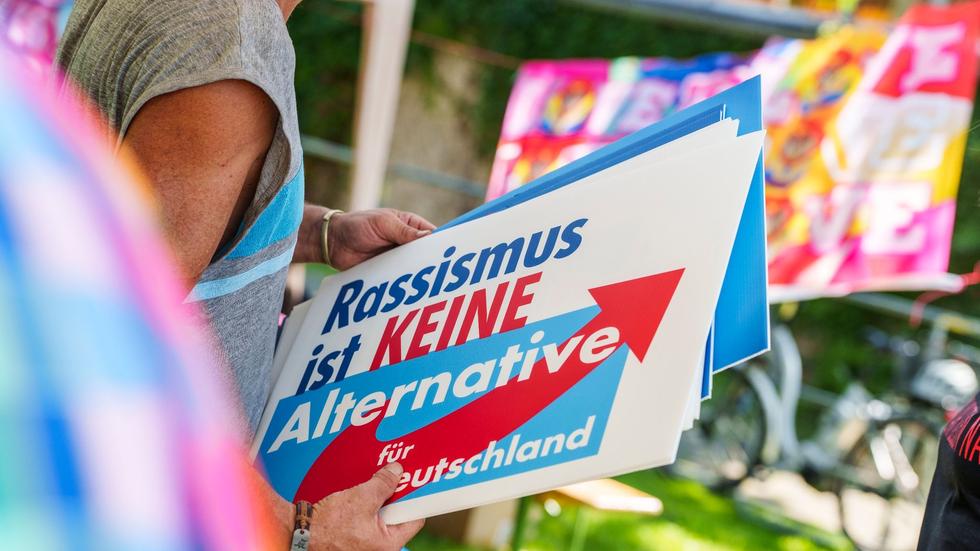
xmin=254 ymin=121 xmax=764 ymax=522
xmin=462 ymin=77 xmax=770 ymax=390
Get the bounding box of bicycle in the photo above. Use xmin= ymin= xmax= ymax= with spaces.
xmin=670 ymin=299 xmax=980 ymax=551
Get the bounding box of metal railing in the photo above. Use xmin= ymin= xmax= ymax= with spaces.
xmin=301 ymin=134 xmax=486 ymax=200
xmin=843 ymin=292 xmax=980 ymax=339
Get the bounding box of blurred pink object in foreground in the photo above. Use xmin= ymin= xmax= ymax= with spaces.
xmin=0 ymin=49 xmax=275 ymax=549
xmin=0 ymin=0 xmax=71 ymax=71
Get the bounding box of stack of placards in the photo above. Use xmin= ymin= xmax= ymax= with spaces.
xmin=252 ymin=78 xmax=770 ymax=523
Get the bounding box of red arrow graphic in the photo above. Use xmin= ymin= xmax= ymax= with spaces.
xmin=293 ymin=269 xmax=684 ymax=503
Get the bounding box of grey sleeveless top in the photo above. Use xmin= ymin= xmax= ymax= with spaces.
xmin=57 ymin=0 xmax=305 ymax=436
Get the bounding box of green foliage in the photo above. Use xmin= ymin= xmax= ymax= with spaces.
xmin=788 ymin=299 xmax=901 ymax=397
xmin=288 ymin=1 xmax=363 ymax=142
xmin=950 ymin=105 xmax=980 ymax=277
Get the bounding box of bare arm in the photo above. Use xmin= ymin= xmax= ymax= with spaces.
xmin=124 ymin=80 xmax=435 ymax=281
xmin=123 ymin=79 xmax=278 ymax=287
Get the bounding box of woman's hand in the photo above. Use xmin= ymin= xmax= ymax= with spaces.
xmin=326 ymin=209 xmax=435 ymax=270
xmin=309 ymin=463 xmax=424 ymax=551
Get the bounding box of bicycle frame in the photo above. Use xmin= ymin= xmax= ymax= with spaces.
xmin=749 ymin=323 xmax=807 ymax=469
xmin=756 ymin=294 xmax=980 ymax=469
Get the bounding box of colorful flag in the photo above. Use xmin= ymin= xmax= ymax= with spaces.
xmin=767 ymin=2 xmax=980 ymax=297
xmin=487 ymin=2 xmax=980 ymax=299
xmin=0 ymin=52 xmax=273 ymax=551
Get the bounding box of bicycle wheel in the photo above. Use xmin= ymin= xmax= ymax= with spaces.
xmin=833 ymin=413 xmax=941 ymax=551
xmin=669 ymin=365 xmax=767 ymax=491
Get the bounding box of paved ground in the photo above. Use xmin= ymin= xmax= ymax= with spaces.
xmin=736 ymin=470 xmax=923 ymax=550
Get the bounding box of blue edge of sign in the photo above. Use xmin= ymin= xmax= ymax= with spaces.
xmin=441 ymin=76 xmax=770 ymax=399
